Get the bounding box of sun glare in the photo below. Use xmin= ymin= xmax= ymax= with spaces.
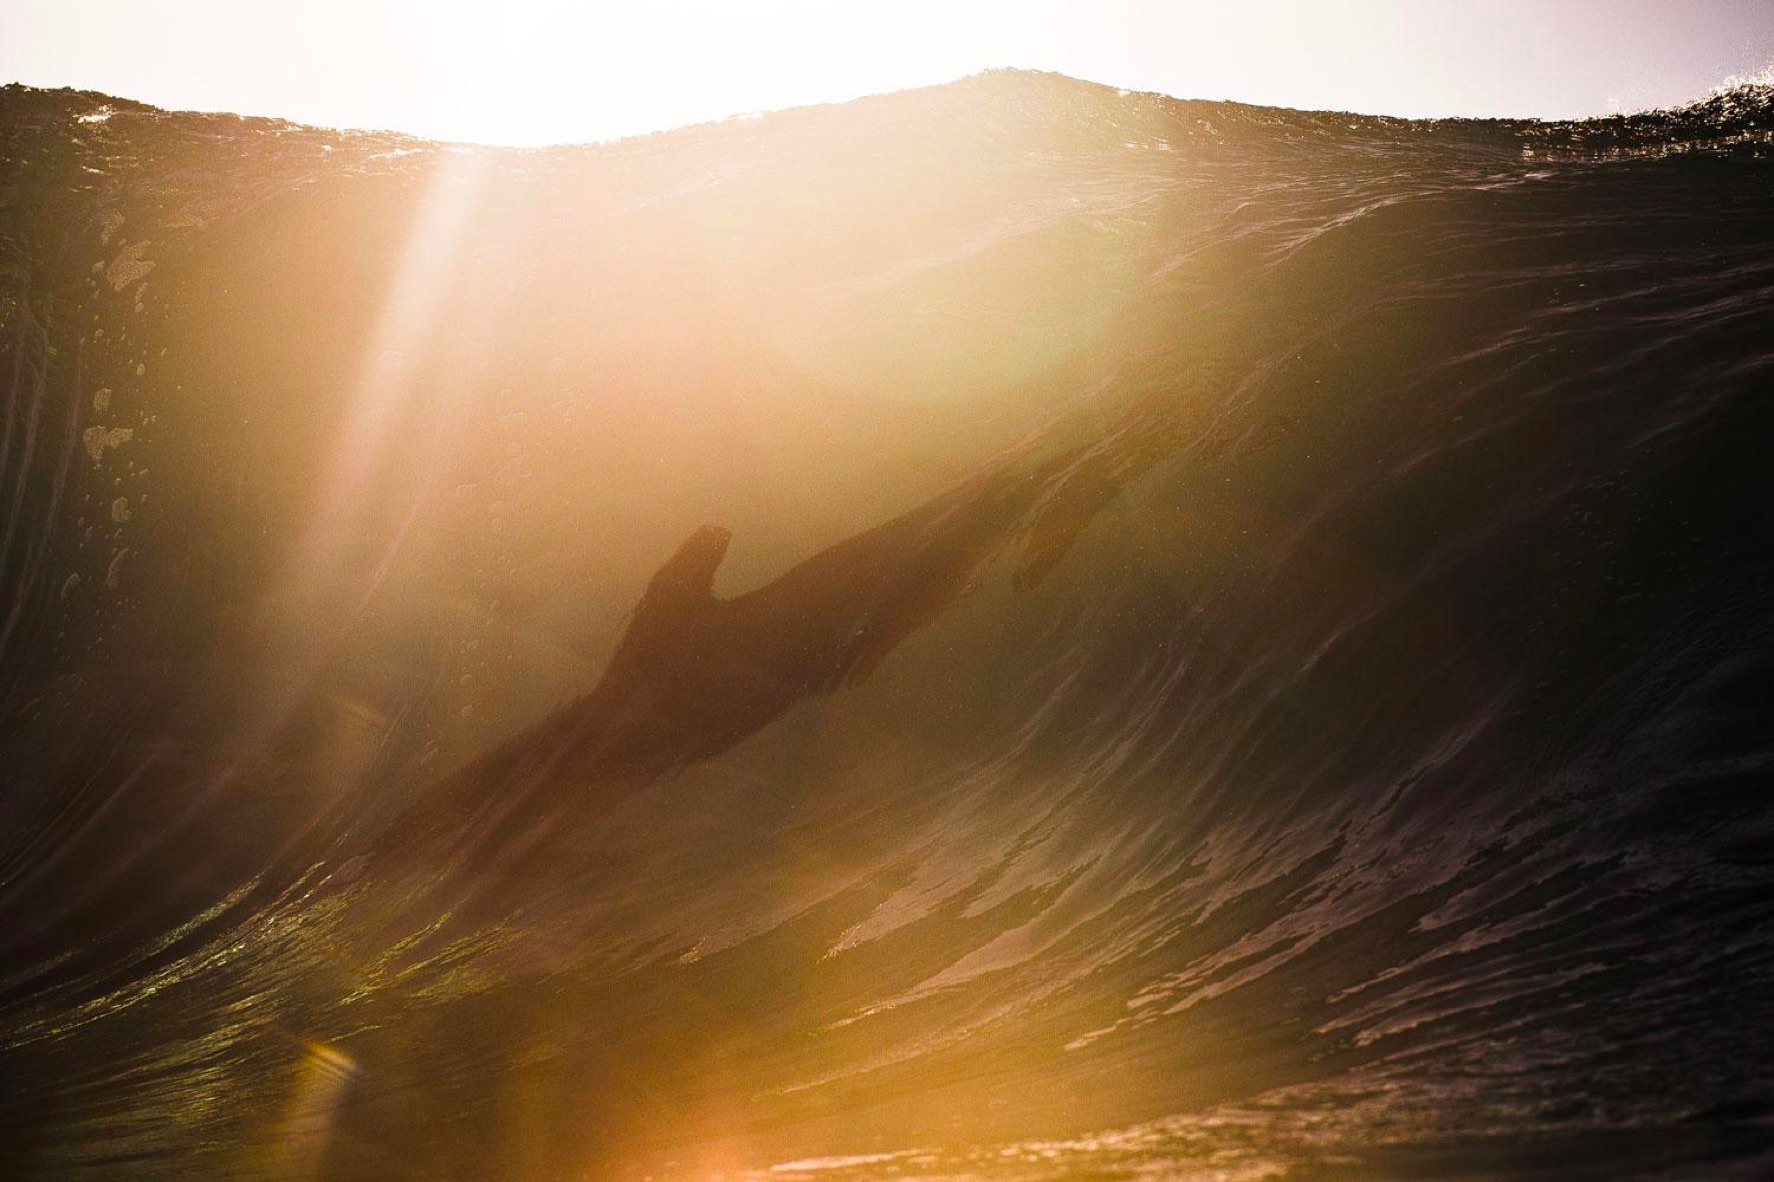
xmin=5 ymin=1 xmax=1769 ymax=145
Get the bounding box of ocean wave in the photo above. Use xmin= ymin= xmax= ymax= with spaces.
xmin=2 ymin=70 xmax=1772 ymax=1180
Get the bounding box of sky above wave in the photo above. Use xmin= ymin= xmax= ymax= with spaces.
xmin=4 ymin=0 xmax=1772 ymax=145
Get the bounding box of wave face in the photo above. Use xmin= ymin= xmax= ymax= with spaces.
xmin=3 ymin=71 xmax=1774 ymax=1180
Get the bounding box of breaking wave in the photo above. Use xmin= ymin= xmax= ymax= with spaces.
xmin=2 ymin=69 xmax=1773 ymax=1180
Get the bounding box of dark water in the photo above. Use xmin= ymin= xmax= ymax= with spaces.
xmin=3 ymin=70 xmax=1774 ymax=1180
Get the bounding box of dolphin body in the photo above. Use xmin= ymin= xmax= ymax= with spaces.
xmin=371 ymin=456 xmax=1088 ymax=881
xmin=358 ymin=376 xmax=1188 ymax=900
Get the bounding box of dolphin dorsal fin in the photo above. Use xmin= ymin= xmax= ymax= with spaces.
xmin=644 ymin=524 xmax=732 ymax=605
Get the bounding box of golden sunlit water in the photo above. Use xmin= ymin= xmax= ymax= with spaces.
xmin=2 ymin=67 xmax=1774 ymax=1181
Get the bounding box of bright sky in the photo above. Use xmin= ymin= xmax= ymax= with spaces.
xmin=4 ymin=0 xmax=1772 ymax=145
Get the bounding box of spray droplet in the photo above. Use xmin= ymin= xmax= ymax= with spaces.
xmin=82 ymin=425 xmax=133 ymax=463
